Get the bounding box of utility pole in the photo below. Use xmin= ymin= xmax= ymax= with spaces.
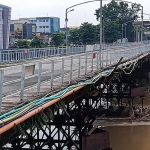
xmin=99 ymin=0 xmax=102 ymax=68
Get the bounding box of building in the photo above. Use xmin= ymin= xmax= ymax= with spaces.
xmin=132 ymin=21 xmax=150 ymax=41
xmin=10 ymin=19 xmax=36 ymax=39
xmin=0 ymin=4 xmax=11 ymax=49
xmin=19 ymin=17 xmax=60 ymax=34
xmin=60 ymin=27 xmax=70 ymax=34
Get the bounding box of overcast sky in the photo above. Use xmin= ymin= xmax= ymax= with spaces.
xmin=0 ymin=0 xmax=149 ymax=27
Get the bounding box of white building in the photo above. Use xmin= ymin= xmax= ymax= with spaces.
xmin=20 ymin=17 xmax=60 ymax=33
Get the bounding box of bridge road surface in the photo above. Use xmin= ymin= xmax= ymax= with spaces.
xmin=1 ymin=45 xmax=142 ymax=112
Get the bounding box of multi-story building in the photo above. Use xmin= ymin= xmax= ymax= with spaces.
xmin=0 ymin=4 xmax=11 ymax=49
xmin=10 ymin=19 xmax=36 ymax=39
xmin=19 ymin=17 xmax=60 ymax=33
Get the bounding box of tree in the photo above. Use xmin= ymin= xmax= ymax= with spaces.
xmin=15 ymin=39 xmax=30 ymax=48
xmin=30 ymin=36 xmax=44 ymax=48
xmin=79 ymin=22 xmax=97 ymax=44
xmin=51 ymin=33 xmax=65 ymax=47
xmin=95 ymin=0 xmax=141 ymax=42
xmin=68 ymin=28 xmax=80 ymax=45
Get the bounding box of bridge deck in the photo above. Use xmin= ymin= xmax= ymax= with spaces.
xmin=0 ymin=45 xmax=145 ymax=113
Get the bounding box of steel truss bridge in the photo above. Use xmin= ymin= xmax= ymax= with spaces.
xmin=0 ymin=42 xmax=150 ymax=149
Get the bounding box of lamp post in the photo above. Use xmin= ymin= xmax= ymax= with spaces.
xmin=99 ymin=0 xmax=102 ymax=67
xmin=122 ymin=24 xmax=124 ymax=42
xmin=125 ymin=23 xmax=127 ymax=39
xmin=141 ymin=5 xmax=144 ymax=42
xmin=65 ymin=9 xmax=74 ymax=47
xmin=100 ymin=0 xmax=103 ymax=51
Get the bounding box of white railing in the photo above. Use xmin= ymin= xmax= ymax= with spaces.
xmin=0 ymin=43 xmax=149 ymax=112
xmin=0 ymin=41 xmax=147 ymax=64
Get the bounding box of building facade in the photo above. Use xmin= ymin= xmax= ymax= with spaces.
xmin=10 ymin=19 xmax=36 ymax=39
xmin=0 ymin=4 xmax=11 ymax=49
xmin=20 ymin=17 xmax=60 ymax=33
xmin=133 ymin=21 xmax=150 ymax=41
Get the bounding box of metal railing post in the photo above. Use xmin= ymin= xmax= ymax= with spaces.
xmin=96 ymin=52 xmax=99 ymax=70
xmin=101 ymin=50 xmax=104 ymax=67
xmin=51 ymin=60 xmax=54 ymax=90
xmin=78 ymin=55 xmax=81 ymax=77
xmin=91 ymin=53 xmax=93 ymax=72
xmin=69 ymin=56 xmax=73 ymax=83
xmin=110 ymin=50 xmax=112 ymax=65
xmin=0 ymin=69 xmax=4 ymax=113
xmin=20 ymin=65 xmax=25 ymax=102
xmin=37 ymin=62 xmax=42 ymax=96
xmin=0 ymin=51 xmax=2 ymax=64
xmin=106 ymin=50 xmax=108 ymax=66
xmin=85 ymin=53 xmax=87 ymax=75
xmin=61 ymin=58 xmax=65 ymax=84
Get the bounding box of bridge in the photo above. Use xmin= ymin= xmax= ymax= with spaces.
xmin=0 ymin=42 xmax=150 ymax=149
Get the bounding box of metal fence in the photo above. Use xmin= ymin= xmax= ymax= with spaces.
xmin=0 ymin=41 xmax=148 ymax=64
xmin=0 ymin=43 xmax=150 ymax=112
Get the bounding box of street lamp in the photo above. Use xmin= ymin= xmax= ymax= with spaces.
xmin=65 ymin=9 xmax=74 ymax=47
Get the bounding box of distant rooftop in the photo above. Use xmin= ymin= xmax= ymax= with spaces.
xmin=10 ymin=19 xmax=35 ymax=25
xmin=19 ymin=16 xmax=59 ymax=19
xmin=69 ymin=26 xmax=80 ymax=29
xmin=133 ymin=21 xmax=150 ymax=26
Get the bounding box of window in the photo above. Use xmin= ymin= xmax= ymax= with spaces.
xmin=46 ymin=26 xmax=49 ymax=28
xmin=34 ymin=20 xmax=37 ymax=22
xmin=43 ymin=26 xmax=45 ymax=28
xmin=31 ymin=20 xmax=33 ymax=22
xmin=39 ymin=20 xmax=42 ymax=22
xmin=46 ymin=19 xmax=48 ymax=22
xmin=39 ymin=26 xmax=42 ymax=28
xmin=43 ymin=20 xmax=45 ymax=22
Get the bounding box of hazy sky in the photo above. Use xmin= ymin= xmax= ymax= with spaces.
xmin=0 ymin=0 xmax=149 ymax=27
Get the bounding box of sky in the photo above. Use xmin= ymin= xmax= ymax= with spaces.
xmin=0 ymin=0 xmax=149 ymax=27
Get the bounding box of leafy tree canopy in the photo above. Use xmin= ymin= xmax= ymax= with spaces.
xmin=15 ymin=39 xmax=30 ymax=48
xmin=68 ymin=28 xmax=80 ymax=45
xmin=30 ymin=36 xmax=44 ymax=48
xmin=51 ymin=33 xmax=65 ymax=47
xmin=95 ymin=0 xmax=141 ymax=42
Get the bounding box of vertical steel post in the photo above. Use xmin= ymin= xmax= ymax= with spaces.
xmin=69 ymin=56 xmax=73 ymax=83
xmin=0 ymin=69 xmax=4 ymax=113
xmin=141 ymin=6 xmax=143 ymax=42
xmin=65 ymin=9 xmax=68 ymax=54
xmin=97 ymin=52 xmax=99 ymax=70
xmin=122 ymin=24 xmax=124 ymax=43
xmin=61 ymin=58 xmax=65 ymax=84
xmin=20 ymin=65 xmax=25 ymax=102
xmin=91 ymin=53 xmax=93 ymax=72
xmin=51 ymin=60 xmax=54 ymax=90
xmin=78 ymin=55 xmax=81 ymax=77
xmin=37 ymin=62 xmax=42 ymax=96
xmin=125 ymin=24 xmax=127 ymax=40
xmin=110 ymin=50 xmax=112 ymax=65
xmin=85 ymin=53 xmax=87 ymax=75
xmin=101 ymin=51 xmax=103 ymax=67
xmin=99 ymin=0 xmax=103 ymax=68
xmin=106 ymin=50 xmax=108 ymax=66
